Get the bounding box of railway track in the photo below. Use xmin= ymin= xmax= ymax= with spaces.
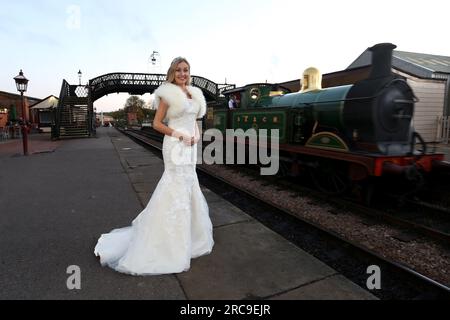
xmin=276 ymin=177 xmax=450 ymax=246
xmin=116 ymin=127 xmax=450 ymax=299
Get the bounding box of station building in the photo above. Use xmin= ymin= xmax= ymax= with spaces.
xmin=0 ymin=90 xmax=42 ymax=126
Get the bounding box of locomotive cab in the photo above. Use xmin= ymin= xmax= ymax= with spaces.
xmin=211 ymin=84 xmax=292 ymax=142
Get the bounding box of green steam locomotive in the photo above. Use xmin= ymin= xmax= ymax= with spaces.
xmin=204 ymin=43 xmax=447 ymax=195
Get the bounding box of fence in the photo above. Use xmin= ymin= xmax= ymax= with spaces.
xmin=436 ymin=116 xmax=450 ymax=144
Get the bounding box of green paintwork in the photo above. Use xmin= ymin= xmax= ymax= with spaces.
xmin=271 ymin=85 xmax=353 ymax=132
xmin=241 ymin=84 xmax=289 ymax=109
xmin=211 ymin=83 xmax=353 ymax=146
xmin=212 ymin=109 xmax=227 ymax=132
xmin=231 ymin=109 xmax=288 ymax=143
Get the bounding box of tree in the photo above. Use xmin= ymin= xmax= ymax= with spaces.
xmin=124 ymin=96 xmax=147 ymax=123
xmin=109 ymin=109 xmax=126 ymax=122
xmin=125 ymin=96 xmax=145 ymax=113
xmin=142 ymin=109 xmax=156 ymax=122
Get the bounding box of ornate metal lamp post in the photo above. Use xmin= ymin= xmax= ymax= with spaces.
xmin=150 ymin=51 xmax=159 ymax=65
xmin=149 ymin=51 xmax=161 ymax=73
xmin=13 ymin=69 xmax=29 ymax=156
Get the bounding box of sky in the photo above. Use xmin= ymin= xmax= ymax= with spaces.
xmin=1 ymin=0 xmax=449 ymax=112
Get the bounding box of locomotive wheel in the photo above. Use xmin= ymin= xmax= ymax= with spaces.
xmin=352 ymin=179 xmax=377 ymax=206
xmin=309 ymin=161 xmax=350 ymax=195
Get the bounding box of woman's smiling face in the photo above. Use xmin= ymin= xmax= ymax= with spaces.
xmin=174 ymin=62 xmax=190 ymax=86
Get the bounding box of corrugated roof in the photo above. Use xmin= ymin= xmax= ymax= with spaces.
xmin=347 ymin=48 xmax=450 ymax=78
xmin=395 ymin=51 xmax=450 ymax=74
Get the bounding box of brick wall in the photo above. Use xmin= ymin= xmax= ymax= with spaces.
xmin=0 ymin=91 xmax=41 ymax=122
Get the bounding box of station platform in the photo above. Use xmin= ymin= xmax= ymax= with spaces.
xmin=0 ymin=127 xmax=376 ymax=300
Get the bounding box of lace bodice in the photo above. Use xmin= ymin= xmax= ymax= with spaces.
xmin=167 ymin=99 xmax=198 ymax=137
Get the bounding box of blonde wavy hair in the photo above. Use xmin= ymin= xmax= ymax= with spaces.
xmin=166 ymin=57 xmax=191 ymax=85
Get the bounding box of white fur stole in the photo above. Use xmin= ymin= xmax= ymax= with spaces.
xmin=153 ymin=82 xmax=206 ymax=120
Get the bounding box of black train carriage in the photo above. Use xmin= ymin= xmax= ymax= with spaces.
xmin=206 ymin=43 xmax=449 ymax=195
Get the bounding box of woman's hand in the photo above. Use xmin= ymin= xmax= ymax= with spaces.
xmin=189 ymin=130 xmax=200 ymax=145
xmin=172 ymin=130 xmax=194 ymax=146
xmin=153 ymin=99 xmax=201 ymax=147
xmin=192 ymin=134 xmax=200 ymax=145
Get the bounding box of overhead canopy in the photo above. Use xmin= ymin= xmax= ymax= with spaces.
xmin=30 ymin=95 xmax=59 ymax=110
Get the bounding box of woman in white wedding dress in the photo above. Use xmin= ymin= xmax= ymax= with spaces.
xmin=94 ymin=57 xmax=214 ymax=275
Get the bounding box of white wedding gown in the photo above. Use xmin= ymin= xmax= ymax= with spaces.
xmin=94 ymin=99 xmax=214 ymax=275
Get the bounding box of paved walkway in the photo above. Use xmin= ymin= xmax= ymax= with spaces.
xmin=0 ymin=133 xmax=62 ymax=158
xmin=0 ymin=127 xmax=376 ymax=300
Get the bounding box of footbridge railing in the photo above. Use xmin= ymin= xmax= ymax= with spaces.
xmin=88 ymin=73 xmax=235 ymax=102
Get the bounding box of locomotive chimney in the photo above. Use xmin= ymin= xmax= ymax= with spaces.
xmin=368 ymin=43 xmax=397 ymax=79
